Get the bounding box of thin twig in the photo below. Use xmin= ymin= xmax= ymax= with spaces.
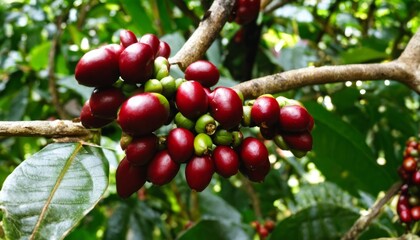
xmin=341 ymin=181 xmax=403 ymax=240
xmin=241 ymin=175 xmax=263 ymax=219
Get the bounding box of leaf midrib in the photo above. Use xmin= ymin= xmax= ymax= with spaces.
xmin=29 ymin=143 xmax=83 ymax=240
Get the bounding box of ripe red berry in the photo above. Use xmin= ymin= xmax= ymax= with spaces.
xmin=242 ymin=156 xmax=270 ymax=182
xmin=157 ymin=41 xmax=171 ymax=58
xmin=139 ymin=34 xmax=160 ymax=56
xmin=397 ymin=194 xmax=410 ymax=214
xmin=75 ymin=47 xmax=120 ymax=87
xmin=234 ymin=0 xmax=261 ymax=25
xmin=185 ymin=155 xmax=214 ymax=192
xmin=184 ymin=60 xmax=220 ymax=88
xmin=125 ymin=134 xmax=158 ymax=166
xmin=116 ymin=157 xmax=147 ymax=198
xmin=278 ymin=105 xmax=311 ymax=132
xmin=119 ymin=29 xmax=138 ymax=48
xmin=208 ymin=87 xmax=243 ymax=130
xmin=264 ymin=220 xmax=275 ymax=232
xmin=102 ymin=43 xmax=124 ymax=57
xmin=167 ymin=128 xmax=195 ymax=163
xmin=398 ymin=166 xmax=411 ymax=181
xmin=213 ymin=146 xmax=240 ymax=178
xmin=119 ymin=42 xmax=154 ymax=84
xmin=257 ymin=226 xmax=269 ymax=238
xmin=89 ymin=87 xmax=126 ymax=119
xmin=251 ymin=96 xmax=280 ymax=128
xmin=239 ymin=137 xmax=269 ymax=170
xmin=259 ymin=126 xmax=277 ymax=140
xmin=412 ymin=171 xmax=420 ymax=185
xmin=281 ymin=131 xmax=313 ymax=152
xmin=175 ymin=81 xmax=208 ymax=119
xmin=399 ymin=209 xmax=412 ymax=223
xmin=147 ymin=150 xmax=180 ymax=186
xmin=411 ymin=206 xmax=420 ymax=221
xmin=80 ymin=100 xmax=113 ymax=128
xmin=402 ymin=156 xmax=417 ymax=172
xmin=117 ymin=93 xmax=170 ymax=136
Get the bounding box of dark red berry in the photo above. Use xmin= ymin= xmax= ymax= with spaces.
xmin=412 ymin=171 xmax=420 ymax=185
xmin=259 ymin=126 xmax=277 ymax=140
xmin=119 ymin=42 xmax=154 ymax=84
xmin=184 ymin=60 xmax=220 ymax=88
xmin=308 ymin=114 xmax=314 ymax=131
xmin=282 ymin=131 xmax=313 ymax=152
xmin=119 ymin=29 xmax=138 ymax=48
xmin=157 ymin=41 xmax=171 ymax=58
xmin=411 ymin=207 xmax=420 ymax=221
xmin=185 ymin=155 xmax=214 ymax=192
xmin=251 ymin=96 xmax=280 ymax=128
xmin=397 ymin=194 xmax=410 ymax=214
xmin=239 ymin=137 xmax=269 ymax=170
xmin=167 ymin=128 xmax=195 ymax=163
xmin=398 ymin=166 xmax=411 ymax=181
xmin=139 ymin=34 xmax=160 ymax=56
xmin=242 ymin=156 xmax=270 ymax=182
xmin=264 ymin=220 xmax=275 ymax=232
xmin=213 ymin=146 xmax=240 ymax=178
xmin=147 ymin=150 xmax=180 ymax=186
xmin=89 ymin=87 xmax=126 ymax=119
xmin=234 ymin=0 xmax=261 ymax=25
xmin=175 ymin=81 xmax=208 ymax=119
xmin=80 ymin=100 xmax=113 ymax=128
xmin=102 ymin=43 xmax=124 ymax=57
xmin=125 ymin=134 xmax=158 ymax=166
xmin=208 ymin=87 xmax=243 ymax=130
xmin=116 ymin=157 xmax=147 ymax=198
xmin=278 ymin=105 xmax=311 ymax=132
xmin=257 ymin=226 xmax=269 ymax=238
xmin=117 ymin=93 xmax=169 ymax=136
xmin=75 ymin=47 xmax=120 ymax=87
xmin=402 ymin=156 xmax=417 ymax=172
xmin=399 ymin=209 xmax=412 ymax=223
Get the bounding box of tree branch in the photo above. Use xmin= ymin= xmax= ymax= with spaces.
xmin=341 ymin=181 xmax=403 ymax=240
xmin=169 ymin=0 xmax=236 ymax=69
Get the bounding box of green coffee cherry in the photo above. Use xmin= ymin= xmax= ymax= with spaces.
xmin=231 ymin=130 xmax=243 ymax=148
xmin=154 ymin=57 xmax=170 ymax=80
xmin=144 ymin=79 xmax=163 ymax=93
xmin=174 ymin=112 xmax=195 ymax=131
xmin=160 ymin=76 xmax=176 ymax=97
xmin=194 ymin=133 xmax=213 ymax=156
xmin=273 ymin=134 xmax=289 ymax=150
xmin=241 ymin=105 xmax=253 ymax=127
xmin=213 ymin=129 xmax=233 ymax=146
xmin=120 ymin=132 xmax=133 ymax=150
xmin=291 ymin=149 xmax=307 ymax=158
xmin=175 ymin=78 xmax=186 ymax=89
xmin=195 ymin=114 xmax=217 ymax=135
xmin=234 ymin=89 xmax=244 ymax=103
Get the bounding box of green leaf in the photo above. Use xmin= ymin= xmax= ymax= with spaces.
xmin=0 ymin=143 xmax=109 ymax=240
xmin=199 ymin=191 xmax=242 ymax=224
xmin=269 ymin=204 xmax=359 ymax=240
xmin=177 ymin=219 xmax=251 ymax=240
xmin=120 ymin=0 xmax=154 ymax=34
xmin=28 ymin=41 xmax=51 ymax=71
xmin=160 ymin=32 xmax=186 ymax=58
xmin=340 ymin=47 xmax=388 ymax=64
xmin=304 ymin=101 xmax=395 ymax=196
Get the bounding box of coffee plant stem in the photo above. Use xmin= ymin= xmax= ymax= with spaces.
xmin=241 ymin=175 xmax=263 ymax=219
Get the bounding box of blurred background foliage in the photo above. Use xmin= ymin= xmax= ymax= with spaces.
xmin=0 ymin=0 xmax=419 ymax=239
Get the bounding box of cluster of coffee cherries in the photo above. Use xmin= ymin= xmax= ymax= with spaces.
xmin=396 ymin=137 xmax=420 ymax=225
xmin=230 ymin=0 xmax=261 ymax=25
xmin=251 ymin=220 xmax=275 ymax=239
xmin=75 ymin=29 xmax=314 ymax=199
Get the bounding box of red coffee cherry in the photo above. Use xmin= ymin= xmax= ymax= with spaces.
xmin=397 ymin=194 xmax=410 ymax=214
xmin=251 ymin=96 xmax=280 ymax=128
xmin=264 ymin=220 xmax=275 ymax=232
xmin=398 ymin=166 xmax=411 ymax=181
xmin=175 ymin=81 xmax=208 ymax=119
xmin=239 ymin=137 xmax=269 ymax=170
xmin=102 ymin=43 xmax=124 ymax=57
xmin=119 ymin=29 xmax=138 ymax=48
xmin=402 ymin=156 xmax=417 ymax=172
xmin=259 ymin=125 xmax=278 ymax=140
xmin=242 ymin=156 xmax=270 ymax=182
xmin=147 ymin=150 xmax=180 ymax=186
xmin=185 ymin=155 xmax=214 ymax=192
xmin=80 ymin=100 xmax=113 ymax=129
xmin=257 ymin=226 xmax=269 ymax=238
xmin=75 ymin=47 xmax=120 ymax=87
xmin=167 ymin=128 xmax=195 ymax=163
xmin=411 ymin=206 xmax=420 ymax=221
xmin=117 ymin=93 xmax=170 ymax=136
xmin=89 ymin=87 xmax=126 ymax=119
xmin=234 ymin=0 xmax=261 ymax=25
xmin=282 ymin=131 xmax=313 ymax=152
xmin=208 ymin=87 xmax=243 ymax=130
xmin=119 ymin=42 xmax=154 ymax=84
xmin=184 ymin=60 xmax=220 ymax=88
xmin=125 ymin=134 xmax=158 ymax=166
xmin=139 ymin=34 xmax=160 ymax=56
xmin=157 ymin=41 xmax=171 ymax=58
xmin=399 ymin=209 xmax=412 ymax=223
xmin=116 ymin=157 xmax=147 ymax=198
xmin=213 ymin=146 xmax=240 ymax=178
xmin=413 ymin=171 xmax=420 ymax=185
xmin=278 ymin=105 xmax=311 ymax=132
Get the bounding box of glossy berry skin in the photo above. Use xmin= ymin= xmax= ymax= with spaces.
xmin=411 ymin=207 xmax=420 ymax=221
xmin=125 ymin=134 xmax=158 ymax=166
xmin=278 ymin=105 xmax=311 ymax=132
xmin=89 ymin=87 xmax=126 ymax=119
xmin=185 ymin=155 xmax=214 ymax=192
xmin=167 ymin=128 xmax=195 ymax=163
xmin=399 ymin=209 xmax=412 ymax=223
xmin=157 ymin=41 xmax=171 ymax=58
xmin=282 ymin=131 xmax=313 ymax=151
xmin=264 ymin=220 xmax=275 ymax=232
xmin=139 ymin=34 xmax=160 ymax=56
xmin=102 ymin=43 xmax=124 ymax=57
xmin=251 ymin=96 xmax=280 ymax=128
xmin=75 ymin=47 xmax=120 ymax=87
xmin=239 ymin=137 xmax=269 ymax=170
xmin=147 ymin=150 xmax=180 ymax=186
xmin=242 ymin=156 xmax=270 ymax=182
xmin=259 ymin=126 xmax=276 ymax=140
xmin=234 ymin=0 xmax=261 ymax=25
xmin=412 ymin=171 xmax=420 ymax=185
xmin=397 ymin=194 xmax=410 ymax=214
xmin=116 ymin=157 xmax=147 ymax=198
xmin=175 ymin=81 xmax=208 ymax=119
xmin=184 ymin=60 xmax=220 ymax=88
xmin=119 ymin=29 xmax=138 ymax=48
xmin=117 ymin=93 xmax=169 ymax=136
xmin=208 ymin=87 xmax=243 ymax=130
xmin=402 ymin=156 xmax=417 ymax=172
xmin=213 ymin=146 xmax=240 ymax=178
xmin=80 ymin=100 xmax=113 ymax=128
xmin=119 ymin=42 xmax=154 ymax=84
